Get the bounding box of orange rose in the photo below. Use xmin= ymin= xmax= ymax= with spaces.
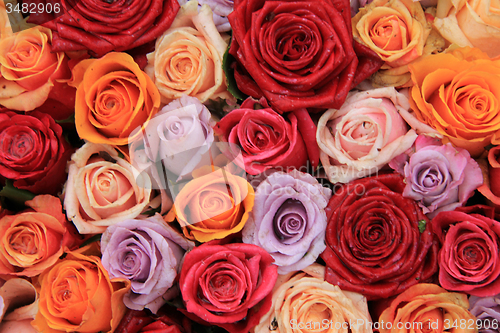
xmin=409 ymin=46 xmax=500 ymax=157
xmin=353 ymin=0 xmax=444 ymax=87
xmin=70 ymin=52 xmax=161 ymax=147
xmin=32 ymin=248 xmax=130 ymax=333
xmin=378 ymin=283 xmax=476 ymax=333
xmin=0 ymin=26 xmax=73 ymax=112
xmin=0 ymin=0 xmax=13 ymax=38
xmin=0 ymin=195 xmax=75 ymax=277
xmin=165 ymin=167 xmax=254 ymax=242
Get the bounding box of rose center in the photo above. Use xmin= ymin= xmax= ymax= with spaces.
xmin=273 ymin=199 xmax=307 ymax=244
xmin=160 ymin=115 xmax=194 ymax=141
xmin=10 ymin=229 xmax=37 ymax=255
xmin=7 ymin=132 xmax=35 ymax=159
xmin=369 ymin=14 xmax=407 ymax=51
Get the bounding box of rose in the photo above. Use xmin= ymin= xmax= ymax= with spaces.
xmin=101 ymin=214 xmax=193 ymax=313
xmin=0 ymin=110 xmax=73 ymax=195
xmin=178 ymin=0 xmax=234 ymax=32
xmin=115 ymin=307 xmax=192 ymax=333
xmin=478 ymin=146 xmax=500 ymax=207
xmin=32 ymin=248 xmax=130 ymax=333
xmin=253 ymin=264 xmax=372 ymax=333
xmin=0 ymin=26 xmax=75 ymax=114
xmin=352 ymin=0 xmax=443 ymax=87
xmin=0 ymin=278 xmax=38 ymax=326
xmin=179 ymin=242 xmax=278 ymax=333
xmin=70 ymin=52 xmax=161 ymax=147
xmin=164 ymin=166 xmax=254 ymax=242
xmin=378 ymin=283 xmax=476 ymax=333
xmin=214 ymin=98 xmax=311 ymax=175
xmin=145 ymin=1 xmax=231 ymax=104
xmin=389 ymin=135 xmax=483 ymax=218
xmin=0 ymin=195 xmax=75 ymax=277
xmin=131 ymin=95 xmax=216 ymax=181
xmin=0 ymin=0 xmax=13 ymax=38
xmin=316 ymin=87 xmax=420 ymax=184
xmin=64 ymin=142 xmax=152 ymax=235
xmin=431 ymin=210 xmax=500 ymax=296
xmin=25 ymin=0 xmax=180 ymax=57
xmin=227 ymin=0 xmax=383 ymax=112
xmin=320 ymin=173 xmax=439 ymax=300
xmin=242 ymin=170 xmax=331 ymax=274
xmin=408 ymin=46 xmax=500 ymax=157
xmin=469 ymin=294 xmax=500 ymax=333
xmin=434 ymin=0 xmax=500 ymax=58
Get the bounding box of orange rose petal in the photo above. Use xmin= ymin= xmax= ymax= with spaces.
xmin=25 ymin=195 xmax=66 ymax=225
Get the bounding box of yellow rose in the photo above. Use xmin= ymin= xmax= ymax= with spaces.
xmin=409 ymin=46 xmax=500 ymax=157
xmin=435 ymin=0 xmax=500 ymax=58
xmin=145 ymin=1 xmax=231 ymax=104
xmin=0 ymin=26 xmax=71 ymax=111
xmin=353 ymin=0 xmax=444 ymax=87
xmin=165 ymin=166 xmax=254 ymax=243
xmin=32 ymin=248 xmax=130 ymax=333
xmin=254 ymin=264 xmax=372 ymax=333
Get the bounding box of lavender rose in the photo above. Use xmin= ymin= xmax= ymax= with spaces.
xmin=470 ymin=294 xmax=500 ymax=333
xmin=101 ymin=214 xmax=193 ymax=313
xmin=390 ymin=135 xmax=483 ymax=218
xmin=242 ymin=170 xmax=332 ymax=274
xmin=177 ymin=0 xmax=233 ymax=32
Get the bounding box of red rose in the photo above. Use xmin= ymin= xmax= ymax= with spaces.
xmin=0 ymin=110 xmax=73 ymax=195
xmin=25 ymin=0 xmax=180 ymax=57
xmin=431 ymin=210 xmax=500 ymax=297
xmin=179 ymin=242 xmax=278 ymax=333
xmin=115 ymin=307 xmax=191 ymax=333
xmin=321 ymin=173 xmax=439 ymax=300
xmin=227 ymin=0 xmax=383 ymax=112
xmin=214 ymin=98 xmax=318 ymax=174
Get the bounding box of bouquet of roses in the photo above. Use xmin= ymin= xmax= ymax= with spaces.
xmin=1 ymin=0 xmax=500 ymax=332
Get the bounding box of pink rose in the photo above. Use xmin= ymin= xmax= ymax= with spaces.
xmin=316 ymin=87 xmax=420 ymax=183
xmin=390 ymin=135 xmax=483 ymax=218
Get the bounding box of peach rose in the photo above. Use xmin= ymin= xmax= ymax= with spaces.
xmin=0 ymin=0 xmax=12 ymax=39
xmin=0 ymin=278 xmax=38 ymax=326
xmin=32 ymin=248 xmax=130 ymax=333
xmin=0 ymin=26 xmax=73 ymax=112
xmin=478 ymin=145 xmax=500 ymax=207
xmin=165 ymin=166 xmax=254 ymax=242
xmin=70 ymin=52 xmax=161 ymax=147
xmin=378 ymin=283 xmax=476 ymax=333
xmin=353 ymin=0 xmax=444 ymax=87
xmin=0 ymin=195 xmax=75 ymax=277
xmin=409 ymin=46 xmax=500 ymax=157
xmin=316 ymin=87 xmax=426 ymax=184
xmin=145 ymin=1 xmax=231 ymax=104
xmin=434 ymin=0 xmax=500 ymax=58
xmin=253 ymin=263 xmax=372 ymax=333
xmin=64 ymin=143 xmax=152 ymax=234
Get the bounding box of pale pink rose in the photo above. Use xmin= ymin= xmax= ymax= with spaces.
xmin=64 ymin=143 xmax=152 ymax=234
xmin=316 ymin=87 xmax=420 ymax=183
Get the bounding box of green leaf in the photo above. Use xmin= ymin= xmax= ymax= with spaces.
xmin=143 ymin=206 xmax=161 ymax=216
xmin=79 ymin=234 xmax=102 ymax=248
xmin=0 ymin=179 xmax=35 ymax=207
xmin=55 ymin=113 xmax=75 ymax=124
xmin=418 ymin=220 xmax=427 ymax=233
xmin=223 ymin=37 xmax=246 ymax=101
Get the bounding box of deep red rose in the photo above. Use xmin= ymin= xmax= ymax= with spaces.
xmin=321 ymin=173 xmax=439 ymax=300
xmin=0 ymin=110 xmax=73 ymax=195
xmin=214 ymin=98 xmax=318 ymax=174
xmin=431 ymin=210 xmax=500 ymax=297
xmin=115 ymin=307 xmax=191 ymax=333
xmin=227 ymin=0 xmax=383 ymax=113
xmin=25 ymin=0 xmax=180 ymax=57
xmin=179 ymin=242 xmax=278 ymax=333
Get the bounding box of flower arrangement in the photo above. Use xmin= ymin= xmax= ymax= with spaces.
xmin=1 ymin=0 xmax=500 ymax=332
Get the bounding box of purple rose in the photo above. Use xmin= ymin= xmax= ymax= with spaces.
xmin=101 ymin=214 xmax=193 ymax=313
xmin=177 ymin=0 xmax=234 ymax=32
xmin=242 ymin=170 xmax=332 ymax=274
xmin=470 ymin=294 xmax=500 ymax=333
xmin=389 ymin=135 xmax=483 ymax=218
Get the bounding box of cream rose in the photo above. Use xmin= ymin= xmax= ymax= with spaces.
xmin=253 ymin=263 xmax=372 ymax=333
xmin=316 ymin=87 xmax=433 ymax=184
xmin=145 ymin=1 xmax=231 ymax=104
xmin=64 ymin=143 xmax=152 ymax=234
xmin=434 ymin=0 xmax=500 ymax=58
